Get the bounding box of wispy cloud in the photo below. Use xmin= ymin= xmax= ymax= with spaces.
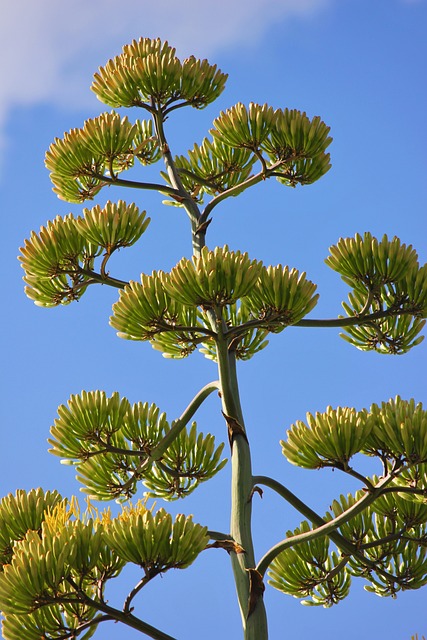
xmin=0 ymin=0 xmax=329 ymax=152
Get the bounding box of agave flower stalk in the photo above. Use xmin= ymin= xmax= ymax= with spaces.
xmin=4 ymin=36 xmax=427 ymax=640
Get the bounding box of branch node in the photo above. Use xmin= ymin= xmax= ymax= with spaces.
xmin=195 ymin=218 xmax=212 ymax=235
xmin=222 ymin=411 xmax=248 ymax=447
xmin=247 ymin=568 xmax=265 ymax=618
xmin=248 ymin=485 xmax=263 ymax=502
xmin=206 ymin=539 xmax=246 ymax=554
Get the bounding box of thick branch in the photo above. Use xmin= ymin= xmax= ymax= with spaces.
xmin=66 ymin=577 xmax=177 ymax=640
xmin=118 ymin=380 xmax=220 ymax=494
xmin=77 ymin=267 xmax=129 ymax=289
xmin=224 ymin=307 xmax=418 ymax=341
xmin=254 ymin=473 xmax=397 ymax=577
xmin=90 ymin=171 xmax=182 ymax=198
xmin=295 ymin=307 xmax=417 ymax=328
xmin=202 ymin=168 xmax=270 ymax=220
xmin=151 ymin=380 xmax=221 ymax=459
xmin=215 ymin=329 xmax=268 ymax=638
xmin=201 ymin=157 xmax=300 ymax=220
xmin=151 ymin=106 xmax=204 ymax=254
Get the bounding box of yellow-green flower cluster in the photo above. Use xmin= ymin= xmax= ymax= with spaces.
xmin=0 ymin=490 xmax=209 ymax=639
xmin=268 ymin=521 xmax=351 ymax=607
xmin=282 ymin=396 xmax=427 ymax=470
xmin=49 ymin=391 xmax=226 ymax=501
xmin=211 ymin=103 xmax=332 ymax=185
xmin=281 ymin=406 xmax=372 ymax=469
xmin=76 ymin=201 xmax=150 ymax=254
xmin=362 ymin=396 xmax=427 ymax=463
xmin=45 ymin=111 xmax=138 ymax=202
xmin=111 ymin=247 xmax=319 ymax=359
xmin=326 ymin=233 xmax=427 ymax=353
xmin=92 ymin=37 xmax=228 ymax=110
xmin=104 ymin=503 xmax=209 ymax=570
xmin=164 ymin=246 xmax=262 ymax=307
xmin=245 ymin=265 xmax=319 ymax=329
xmin=19 ymin=201 xmax=148 ymax=307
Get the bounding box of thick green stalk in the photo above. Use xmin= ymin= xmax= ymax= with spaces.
xmin=90 ymin=171 xmax=182 ymax=197
xmin=152 ymin=108 xmax=205 ymax=255
xmin=153 ymin=107 xmax=267 ymax=637
xmin=216 ymin=334 xmax=268 ymax=639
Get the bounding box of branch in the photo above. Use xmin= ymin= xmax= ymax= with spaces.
xmin=252 ymin=148 xmax=269 ymax=174
xmin=163 ymin=99 xmax=199 ymax=116
xmin=77 ymin=267 xmax=129 ymax=289
xmin=177 ymin=167 xmax=226 ymax=190
xmin=118 ymin=380 xmax=220 ymax=494
xmin=202 ymin=168 xmax=269 ymax=219
xmin=253 ymin=475 xmax=350 ymax=542
xmin=359 ymin=529 xmax=406 ymax=551
xmin=77 ymin=381 xmax=221 ymax=463
xmin=156 ymin=460 xmax=203 ymax=478
xmin=153 ymin=318 xmax=217 ymax=339
xmin=223 ymin=306 xmax=418 ymax=341
xmin=333 ymin=464 xmax=376 ymax=490
xmin=201 ymin=156 xmax=305 ymax=219
xmin=55 ymin=614 xmax=114 ymax=640
xmin=66 ymin=577 xmax=178 ymax=640
xmin=381 ymin=485 xmax=427 ymax=498
xmin=254 ymin=473 xmax=397 ymax=577
xmin=123 ymin=571 xmax=161 ymax=614
xmin=295 ymin=307 xmax=417 ymax=328
xmin=90 ymin=170 xmax=182 ymax=198
xmin=151 ymin=105 xmax=205 ymax=255
xmin=150 ymin=380 xmax=221 ymax=460
xmin=207 ymin=530 xmax=233 ymax=541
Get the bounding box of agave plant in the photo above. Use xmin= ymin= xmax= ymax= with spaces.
xmin=2 ymin=36 xmax=427 ymax=640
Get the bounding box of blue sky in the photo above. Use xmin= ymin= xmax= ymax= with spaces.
xmin=1 ymin=0 xmax=427 ymax=638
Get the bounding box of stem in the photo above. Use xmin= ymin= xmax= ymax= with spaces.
xmin=118 ymin=381 xmax=220 ymax=494
xmin=124 ymin=574 xmax=155 ymax=613
xmin=55 ymin=614 xmax=114 ymax=640
xmin=202 ymin=157 xmax=294 ymax=219
xmin=77 ymin=267 xmax=128 ymax=289
xmin=151 ymin=380 xmax=220 ymax=459
xmin=216 ymin=333 xmax=268 ymax=639
xmin=90 ymin=171 xmax=181 ymax=198
xmin=152 ymin=107 xmax=204 ymax=255
xmin=253 ymin=478 xmax=399 ymax=583
xmin=255 ymin=473 xmax=397 ymax=577
xmin=66 ymin=578 xmax=177 ymax=640
xmin=295 ymin=308 xmax=415 ymax=328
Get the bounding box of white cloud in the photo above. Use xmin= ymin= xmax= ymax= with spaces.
xmin=0 ymin=0 xmax=330 ymax=157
